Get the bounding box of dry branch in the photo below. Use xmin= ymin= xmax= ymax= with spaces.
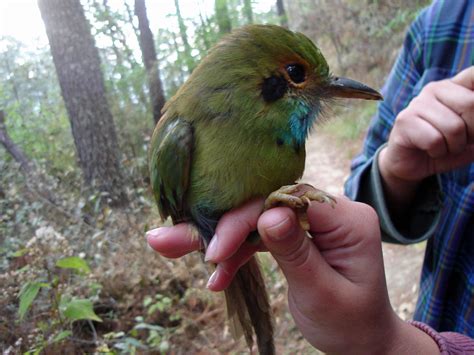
xmin=0 ymin=110 xmax=34 ymax=173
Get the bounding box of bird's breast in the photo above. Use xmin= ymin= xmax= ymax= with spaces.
xmin=188 ymin=122 xmax=306 ymax=214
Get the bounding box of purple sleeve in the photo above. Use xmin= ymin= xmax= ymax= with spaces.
xmin=409 ymin=321 xmax=474 ymax=354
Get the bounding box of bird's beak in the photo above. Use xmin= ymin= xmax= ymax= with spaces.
xmin=327 ymin=76 xmax=383 ymax=101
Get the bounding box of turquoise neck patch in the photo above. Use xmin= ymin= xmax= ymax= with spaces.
xmin=285 ymin=100 xmax=319 ymax=146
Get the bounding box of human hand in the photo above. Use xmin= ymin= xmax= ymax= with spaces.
xmin=147 ymin=198 xmax=267 ymax=291
xmin=378 ymin=66 xmax=474 ymax=205
xmin=256 ymin=198 xmax=439 ymax=354
xmin=147 ymin=198 xmax=439 ymax=354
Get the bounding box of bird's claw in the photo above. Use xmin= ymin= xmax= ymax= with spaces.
xmin=264 ymin=183 xmax=336 ymax=231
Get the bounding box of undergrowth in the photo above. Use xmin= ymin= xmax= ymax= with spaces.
xmin=0 ymin=158 xmax=316 ymax=354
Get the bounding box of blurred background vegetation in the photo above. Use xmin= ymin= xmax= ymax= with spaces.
xmin=1 ymin=0 xmax=430 ymax=353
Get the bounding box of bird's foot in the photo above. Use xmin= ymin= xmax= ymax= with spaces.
xmin=264 ymin=183 xmax=336 ymax=231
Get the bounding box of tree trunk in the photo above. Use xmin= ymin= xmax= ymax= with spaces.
xmin=243 ymin=0 xmax=253 ymax=24
xmin=215 ymin=0 xmax=232 ymax=35
xmin=134 ymin=0 xmax=166 ymax=124
xmin=38 ymin=0 xmax=127 ymax=205
xmin=276 ymin=0 xmax=288 ymax=28
xmin=174 ymin=0 xmax=196 ymax=73
xmin=0 ymin=110 xmax=33 ymax=173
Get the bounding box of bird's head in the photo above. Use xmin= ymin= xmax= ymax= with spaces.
xmin=170 ymin=25 xmax=382 ymax=146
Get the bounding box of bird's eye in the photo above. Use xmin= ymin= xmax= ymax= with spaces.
xmin=286 ymin=64 xmax=305 ymax=84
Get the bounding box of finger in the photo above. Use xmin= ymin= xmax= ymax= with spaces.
xmin=205 ymin=198 xmax=264 ymax=263
xmin=429 ymin=80 xmax=474 ymax=141
xmin=306 ymin=195 xmax=351 ymax=234
xmin=431 ymin=78 xmax=474 ymax=113
xmin=398 ymin=113 xmax=448 ymax=158
xmin=418 ymin=99 xmax=468 ymax=154
xmin=307 ymin=199 xmax=383 ymax=284
xmin=257 ymin=207 xmax=335 ymax=294
xmin=206 ymin=242 xmax=260 ymax=292
xmin=146 ymin=224 xmax=201 ymax=258
xmin=451 ymin=66 xmax=474 ymax=90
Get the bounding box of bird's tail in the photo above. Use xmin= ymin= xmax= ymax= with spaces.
xmin=224 ymin=255 xmax=275 ymax=355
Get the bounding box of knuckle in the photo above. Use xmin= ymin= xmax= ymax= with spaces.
xmin=391 ymin=133 xmax=406 ymax=148
xmin=393 ymin=113 xmax=407 ymax=131
xmin=282 ymin=237 xmax=311 ymax=268
xmin=424 ymin=81 xmax=439 ymax=93
xmin=446 ymin=120 xmax=466 ymax=140
xmin=429 ymin=132 xmax=445 ymax=149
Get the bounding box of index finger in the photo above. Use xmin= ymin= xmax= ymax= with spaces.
xmin=206 ymin=198 xmax=265 ymax=263
xmin=146 ymin=223 xmax=201 ymax=258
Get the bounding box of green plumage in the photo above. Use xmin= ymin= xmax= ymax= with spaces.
xmin=149 ymin=24 xmax=382 ymax=354
xmin=150 ymin=25 xmax=330 ymax=230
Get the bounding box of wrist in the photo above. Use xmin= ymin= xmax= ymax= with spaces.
xmin=377 ymin=147 xmax=420 ymax=210
xmin=330 ymin=312 xmax=438 ymax=355
xmin=382 ymin=318 xmax=440 ymax=355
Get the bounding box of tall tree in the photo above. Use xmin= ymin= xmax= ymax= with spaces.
xmin=38 ymin=0 xmax=127 ymax=204
xmin=174 ymin=0 xmax=196 ymax=73
xmin=215 ymin=0 xmax=232 ymax=34
xmin=242 ymin=0 xmax=253 ymax=24
xmin=276 ymin=0 xmax=288 ymax=28
xmin=134 ymin=0 xmax=166 ymax=124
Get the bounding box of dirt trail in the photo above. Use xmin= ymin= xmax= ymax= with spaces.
xmin=302 ymin=131 xmax=424 ymax=320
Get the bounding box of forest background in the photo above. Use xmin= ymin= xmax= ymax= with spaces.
xmin=1 ymin=0 xmax=430 ymax=353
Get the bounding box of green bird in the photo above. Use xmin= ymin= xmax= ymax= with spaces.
xmin=149 ymin=24 xmax=382 ymax=354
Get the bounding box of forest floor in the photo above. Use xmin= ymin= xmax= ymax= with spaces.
xmin=303 ymin=130 xmax=425 ymax=322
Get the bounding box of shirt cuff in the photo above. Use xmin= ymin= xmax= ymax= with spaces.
xmin=408 ymin=321 xmax=474 ymax=354
xmin=358 ymin=144 xmax=442 ymax=244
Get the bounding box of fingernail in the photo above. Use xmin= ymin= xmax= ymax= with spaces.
xmin=145 ymin=227 xmax=166 ymax=242
xmin=204 ymin=234 xmax=219 ymax=262
xmin=207 ymin=269 xmax=218 ymax=289
xmin=265 ymin=216 xmax=292 ymax=241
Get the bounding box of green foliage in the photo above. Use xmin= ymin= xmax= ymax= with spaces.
xmin=290 ymin=0 xmax=430 ymax=85
xmin=156 ymin=0 xmax=279 ymax=98
xmin=0 ymin=37 xmax=74 ymax=173
xmin=23 ymin=330 xmax=73 ymax=355
xmin=103 ymin=293 xmax=177 ymax=354
xmin=143 ymin=294 xmax=173 ymax=315
xmin=18 ymin=281 xmax=48 ymax=320
xmin=56 ymin=256 xmax=91 ymax=274
xmin=61 ymin=298 xmax=102 ymax=322
xmin=14 ymin=251 xmax=102 ymax=352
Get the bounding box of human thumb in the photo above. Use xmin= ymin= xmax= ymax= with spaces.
xmin=257 ymin=207 xmax=328 ymax=293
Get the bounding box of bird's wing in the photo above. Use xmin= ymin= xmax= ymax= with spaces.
xmin=148 ymin=117 xmax=194 ymax=223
